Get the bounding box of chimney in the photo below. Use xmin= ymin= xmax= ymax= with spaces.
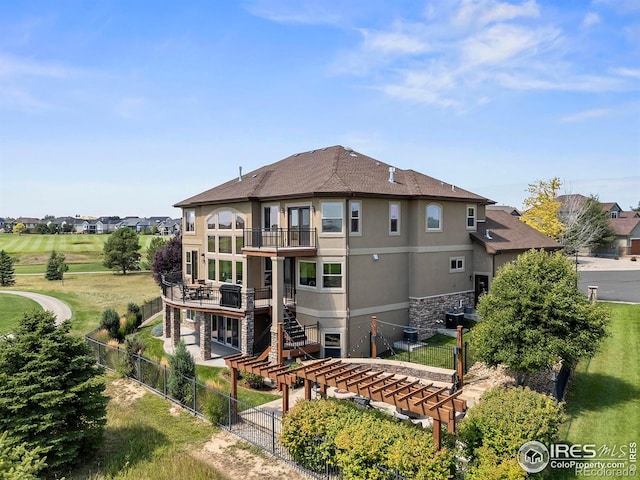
xmin=238 ymin=166 xmax=242 ymax=182
xmin=388 ymin=166 xmax=396 ymax=183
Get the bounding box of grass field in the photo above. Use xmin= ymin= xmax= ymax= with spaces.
xmin=0 ymin=293 xmax=42 ymax=335
xmin=67 ymin=375 xmax=227 ymax=480
xmin=0 ymin=233 xmax=156 ymax=272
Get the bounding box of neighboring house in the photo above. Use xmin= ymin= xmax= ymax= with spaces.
xmin=15 ymin=217 xmax=42 ymax=232
xmin=601 ymin=215 xmax=640 ymax=256
xmin=159 ymin=218 xmax=181 ymax=236
xmin=163 ymin=145 xmax=562 ymax=363
xmin=470 ymin=209 xmax=561 ymax=303
xmin=0 ymin=218 xmax=12 ymax=233
xmin=486 ymin=205 xmax=521 ymax=216
xmin=117 ymin=216 xmax=142 ymax=232
xmin=600 ymin=202 xmax=623 ymax=219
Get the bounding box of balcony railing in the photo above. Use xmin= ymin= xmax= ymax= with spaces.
xmin=243 ymin=228 xmax=316 ymax=250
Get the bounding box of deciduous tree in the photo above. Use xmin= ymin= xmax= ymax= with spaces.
xmin=0 ymin=251 xmax=15 ymax=287
xmin=561 ymin=195 xmax=616 ymax=253
xmin=44 ymin=250 xmax=69 ymax=281
xmin=143 ymin=236 xmax=167 ymax=270
xmin=520 ymin=177 xmax=565 ymax=239
xmin=474 ymin=249 xmax=609 ymax=385
xmin=12 ymin=223 xmax=26 ymax=236
xmin=0 ymin=311 xmax=108 ymax=475
xmin=103 ymin=227 xmax=141 ymax=274
xmin=152 ymin=234 xmax=182 ymax=285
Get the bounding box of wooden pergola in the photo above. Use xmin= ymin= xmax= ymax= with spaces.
xmin=224 ymin=354 xmax=467 ymax=449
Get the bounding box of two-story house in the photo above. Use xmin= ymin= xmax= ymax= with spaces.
xmin=163 ymin=146 xmax=558 ymax=363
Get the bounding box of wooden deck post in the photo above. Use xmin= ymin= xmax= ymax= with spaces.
xmin=281 ymin=383 xmax=289 ymax=413
xmin=371 ymin=315 xmax=377 ymax=359
xmin=304 ymin=378 xmax=312 ymax=400
xmin=433 ymin=418 xmax=442 ymax=451
xmin=277 ymin=323 xmax=284 ymax=364
xmin=457 ymin=325 xmax=464 ymax=388
xmin=230 ymin=366 xmax=238 ymax=421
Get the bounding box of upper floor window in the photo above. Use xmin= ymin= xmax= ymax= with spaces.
xmin=611 ymin=211 xmax=618 ymax=219
xmin=350 ymin=201 xmax=361 ymax=235
xmin=322 ymin=263 xmax=342 ymax=288
xmin=322 ymin=202 xmax=343 ymax=233
xmin=389 ymin=202 xmax=400 ymax=234
xmin=264 ymin=206 xmax=279 ymax=231
xmin=218 ymin=211 xmax=233 ymax=229
xmin=466 ymin=205 xmax=476 ymax=230
xmin=184 ymin=209 xmax=195 ymax=233
xmin=426 ymin=204 xmax=442 ymax=231
xmin=185 ymin=251 xmax=193 ymax=275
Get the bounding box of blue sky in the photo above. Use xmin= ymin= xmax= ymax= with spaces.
xmin=0 ymin=0 xmax=638 ymax=219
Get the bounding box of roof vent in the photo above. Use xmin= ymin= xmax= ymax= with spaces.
xmin=238 ymin=166 xmax=242 ymax=182
xmin=485 ymin=229 xmax=493 ymax=239
xmin=451 ymin=184 xmax=455 ymax=192
xmin=344 ymin=146 xmax=353 ymax=152
xmin=388 ymin=166 xmax=396 ymax=183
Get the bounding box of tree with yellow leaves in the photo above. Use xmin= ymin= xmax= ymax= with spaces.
xmin=520 ymin=177 xmax=565 ymax=239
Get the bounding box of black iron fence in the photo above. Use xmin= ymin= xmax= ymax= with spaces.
xmin=85 ymin=336 xmax=340 ymax=479
xmin=140 ymin=297 xmax=162 ymax=322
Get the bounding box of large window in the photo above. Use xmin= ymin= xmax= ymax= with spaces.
xmin=219 ymin=236 xmax=233 ymax=254
xmin=299 ymin=261 xmax=317 ymax=287
xmin=322 ymin=263 xmax=342 ymax=288
xmin=350 ymin=201 xmax=361 ymax=234
xmin=466 ymin=205 xmax=476 ymax=230
xmin=264 ymin=258 xmax=272 ymax=286
xmin=264 ymin=206 xmax=279 ymax=231
xmin=235 ymin=261 xmax=243 ymax=285
xmin=218 ymin=211 xmax=232 ymax=229
xmin=321 ymin=202 xmax=343 ymax=233
xmin=207 ymin=236 xmax=216 ymax=253
xmin=219 ymin=260 xmax=233 ymax=282
xmin=184 ymin=209 xmax=195 ymax=233
xmin=207 ymin=259 xmax=216 ymax=280
xmin=427 ymin=204 xmax=442 ymax=231
xmin=212 ymin=315 xmax=239 ymax=349
xmin=324 ymin=333 xmax=342 ymax=358
xmin=389 ymin=202 xmax=400 ymax=234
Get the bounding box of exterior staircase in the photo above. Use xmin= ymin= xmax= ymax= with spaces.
xmin=283 ymin=306 xmax=307 ymax=347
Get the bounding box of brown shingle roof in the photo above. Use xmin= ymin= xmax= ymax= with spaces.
xmin=471 ymin=210 xmax=561 ymax=254
xmin=175 ymin=145 xmax=493 ymax=207
xmin=610 ymin=216 xmax=640 ymax=236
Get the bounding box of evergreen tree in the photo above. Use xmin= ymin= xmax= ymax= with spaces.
xmin=167 ymin=340 xmax=196 ymax=405
xmin=44 ymin=250 xmax=69 ymax=281
xmin=103 ymin=227 xmax=141 ymax=274
xmin=0 ymin=250 xmax=15 ymax=286
xmin=0 ymin=432 xmax=45 ymax=479
xmin=100 ymin=308 xmax=121 ymax=339
xmin=152 ymin=234 xmax=182 ymax=285
xmin=0 ymin=311 xmax=108 ymax=474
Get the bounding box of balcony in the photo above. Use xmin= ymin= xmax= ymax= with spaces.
xmin=242 ymin=228 xmax=317 ymax=257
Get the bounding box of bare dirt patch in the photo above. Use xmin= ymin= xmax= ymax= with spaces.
xmin=191 ymin=430 xmax=308 ymax=480
xmin=107 ymin=378 xmax=146 ymax=406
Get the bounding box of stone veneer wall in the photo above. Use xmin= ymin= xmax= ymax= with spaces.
xmin=409 ymin=291 xmax=474 ymax=339
xmin=268 ymin=331 xmax=279 ymax=364
xmin=241 ymin=292 xmax=255 ymax=355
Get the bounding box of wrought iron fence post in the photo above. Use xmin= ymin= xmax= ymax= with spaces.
xmin=98 ymin=342 xmax=103 ymax=366
xmin=271 ymin=411 xmax=276 ymax=454
xmin=193 ymin=377 xmax=197 ymax=413
xmin=228 ymin=394 xmax=232 ymax=429
xmin=137 ymin=354 xmax=142 ymax=382
xmin=163 ymin=365 xmax=167 ymax=396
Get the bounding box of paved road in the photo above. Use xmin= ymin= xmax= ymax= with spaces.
xmin=578 ymin=270 xmax=640 ymax=303
xmin=0 ymin=290 xmax=72 ymax=325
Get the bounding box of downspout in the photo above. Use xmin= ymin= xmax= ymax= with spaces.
xmin=345 ymin=198 xmax=351 ymax=358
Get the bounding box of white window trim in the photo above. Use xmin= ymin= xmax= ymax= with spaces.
xmin=320 ymin=201 xmax=344 ymax=235
xmin=322 ymin=331 xmax=343 ymax=357
xmin=389 ymin=202 xmax=401 ymax=235
xmin=263 ymin=205 xmax=280 ymax=231
xmin=184 ymin=209 xmax=196 ymax=235
xmin=350 ymin=201 xmax=361 ymax=236
xmin=449 ymin=256 xmax=465 ymax=273
xmin=426 ymin=203 xmax=443 ymax=232
xmin=466 ymin=205 xmax=477 ymax=231
xmin=298 ymin=260 xmax=318 ymax=289
xmin=321 ymin=261 xmax=344 ymax=290
xmin=206 ymin=213 xmax=217 ymax=230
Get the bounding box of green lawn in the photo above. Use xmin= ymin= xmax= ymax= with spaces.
xmin=67 ymin=374 xmax=228 ymax=480
xmin=0 ymin=233 xmax=155 ymax=254
xmin=0 ymin=293 xmax=43 ymax=335
xmin=550 ymin=303 xmax=640 ymax=479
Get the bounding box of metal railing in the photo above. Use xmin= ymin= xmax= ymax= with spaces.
xmin=85 ymin=336 xmax=340 ymax=479
xmin=283 ymin=323 xmax=320 ymax=350
xmin=243 ymin=228 xmax=316 ymax=250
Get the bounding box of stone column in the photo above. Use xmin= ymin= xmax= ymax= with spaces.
xmin=198 ymin=311 xmax=211 ymax=361
xmin=172 ymin=307 xmax=181 ymax=347
xmin=163 ymin=303 xmax=172 ymax=338
xmin=241 ymin=289 xmax=255 ymax=355
xmin=269 ymin=256 xmax=285 ymax=364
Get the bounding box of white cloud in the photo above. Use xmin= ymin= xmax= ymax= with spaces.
xmin=560 ymin=108 xmax=611 ymax=122
xmin=0 ymin=53 xmax=71 ymax=78
xmin=0 ymin=86 xmax=52 ymax=111
xmin=613 ymin=67 xmax=640 ymax=78
xmin=243 ymin=0 xmax=345 ymax=25
xmin=453 ymin=0 xmax=540 ymax=27
xmin=582 ymin=12 xmax=601 ymax=28
xmin=361 ymin=29 xmax=430 ymax=55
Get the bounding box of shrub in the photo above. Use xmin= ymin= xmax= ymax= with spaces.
xmin=126 ymin=302 xmax=143 ymax=326
xmin=204 ymin=391 xmax=230 ymax=425
xmin=465 ymin=446 xmax=526 ymax=480
xmin=117 ymin=335 xmax=146 ymax=378
xmin=243 ymin=372 xmax=265 ymax=389
xmin=151 ymin=322 xmax=164 ymax=337
xmin=100 ymin=308 xmax=120 ymax=339
xmin=458 ymin=386 xmax=564 ymax=467
xmin=0 ymin=431 xmax=45 ymax=479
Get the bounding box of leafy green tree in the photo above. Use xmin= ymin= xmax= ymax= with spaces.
xmin=167 ymin=341 xmax=196 ymax=405
xmin=521 ymin=177 xmax=565 ymax=240
xmin=631 ymin=201 xmax=640 ymax=212
xmin=143 ymin=236 xmax=167 ymax=270
xmin=0 ymin=431 xmax=45 ymax=480
xmin=103 ymin=227 xmax=141 ymax=274
xmin=0 ymin=311 xmax=108 ymax=474
xmin=474 ymin=249 xmax=609 ymax=384
xmin=0 ymin=251 xmax=15 ymax=287
xmin=34 ymin=223 xmax=51 ymax=234
xmin=561 ymin=195 xmax=616 ymax=253
xmin=44 ymin=250 xmax=69 ymax=281
xmin=12 ymin=223 xmax=26 ymax=236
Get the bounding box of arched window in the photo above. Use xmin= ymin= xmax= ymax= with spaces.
xmin=426 ymin=204 xmax=442 ymax=231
